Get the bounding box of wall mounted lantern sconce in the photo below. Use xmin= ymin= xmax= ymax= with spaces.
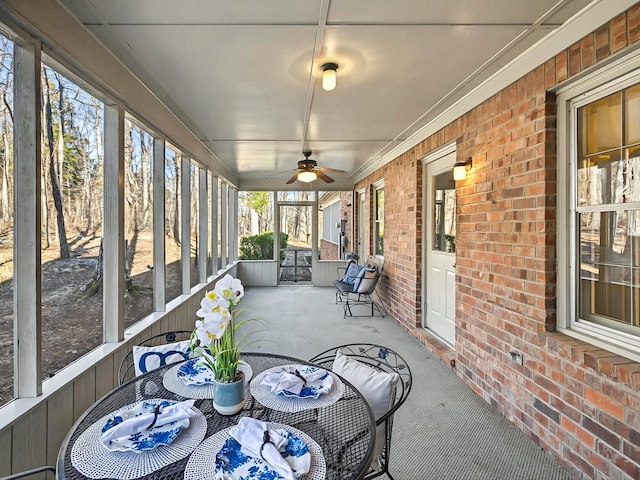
xmin=453 ymin=157 xmax=473 ymax=181
xmin=322 ymin=63 xmax=338 ymax=91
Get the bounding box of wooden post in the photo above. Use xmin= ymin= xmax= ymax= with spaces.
xmin=103 ymin=103 xmax=125 ymax=343
xmin=211 ymin=176 xmax=219 ymax=274
xmin=181 ymin=155 xmax=191 ymax=294
xmin=14 ymin=39 xmax=42 ymax=397
xmin=220 ymin=182 xmax=228 ymax=268
xmin=198 ymin=167 xmax=208 ymax=283
xmin=153 ymin=136 xmax=166 ymax=311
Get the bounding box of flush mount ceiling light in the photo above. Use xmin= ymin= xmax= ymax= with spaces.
xmin=297 ymin=170 xmax=318 ymax=182
xmin=453 ymin=157 xmax=473 ymax=181
xmin=322 ymin=63 xmax=338 ymax=91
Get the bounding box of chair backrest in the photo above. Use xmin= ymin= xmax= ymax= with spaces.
xmin=363 ymin=255 xmax=384 ymax=273
xmin=118 ymin=330 xmax=193 ymax=385
xmin=353 ymin=267 xmax=379 ymax=295
xmin=309 ymin=344 xmax=411 ymax=477
xmin=354 ymin=256 xmax=385 ymax=295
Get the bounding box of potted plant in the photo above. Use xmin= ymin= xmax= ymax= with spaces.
xmin=190 ymin=274 xmax=259 ymax=415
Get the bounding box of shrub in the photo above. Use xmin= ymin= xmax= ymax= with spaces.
xmin=239 ymin=231 xmax=288 ymax=260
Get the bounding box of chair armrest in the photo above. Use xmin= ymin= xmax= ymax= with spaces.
xmin=336 ymin=266 xmax=347 ymax=279
xmin=1 ymin=466 xmax=56 ymax=480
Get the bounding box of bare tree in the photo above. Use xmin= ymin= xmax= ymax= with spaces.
xmin=43 ymin=68 xmax=70 ymax=259
xmin=1 ymin=113 xmax=11 ymax=224
xmin=54 ymin=72 xmax=65 ymax=203
xmin=0 ymin=38 xmax=13 ymax=228
xmin=139 ymin=127 xmax=150 ymax=229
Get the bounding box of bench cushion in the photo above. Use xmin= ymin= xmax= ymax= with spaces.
xmin=333 ymin=279 xmax=355 ymax=294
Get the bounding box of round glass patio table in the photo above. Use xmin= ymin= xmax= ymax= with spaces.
xmin=56 ymin=352 xmax=375 ymax=480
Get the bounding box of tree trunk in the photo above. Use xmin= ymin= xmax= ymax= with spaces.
xmin=125 ymin=128 xmax=134 ymax=236
xmin=44 ymin=69 xmax=70 ymax=259
xmin=84 ymin=238 xmax=136 ymax=297
xmin=83 ymin=238 xmax=103 ymax=297
xmin=41 ymin=165 xmax=51 ymax=248
xmin=0 ymin=90 xmax=13 ymax=226
xmin=191 ymin=166 xmax=198 ymax=259
xmin=56 ymin=75 xmax=64 ymax=197
xmin=1 ymin=121 xmax=10 ymax=223
xmin=140 ymin=128 xmax=150 ymax=229
xmin=124 ymin=238 xmax=135 ymax=292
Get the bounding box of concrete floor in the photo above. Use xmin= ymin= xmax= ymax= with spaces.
xmin=240 ymin=285 xmax=577 ymax=480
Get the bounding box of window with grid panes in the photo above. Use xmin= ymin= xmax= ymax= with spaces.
xmin=569 ymin=78 xmax=640 ymax=354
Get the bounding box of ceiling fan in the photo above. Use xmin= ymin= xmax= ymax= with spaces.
xmin=285 ymin=151 xmax=346 ymax=184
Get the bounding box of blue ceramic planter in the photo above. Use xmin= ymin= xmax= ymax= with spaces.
xmin=212 ymin=373 xmax=246 ymax=415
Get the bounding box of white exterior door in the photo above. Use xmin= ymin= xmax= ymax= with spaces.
xmin=357 ymin=191 xmax=365 ymax=259
xmin=424 ymin=151 xmax=457 ymax=346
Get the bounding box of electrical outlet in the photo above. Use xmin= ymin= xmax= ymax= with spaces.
xmin=509 ymin=350 xmax=524 ymax=365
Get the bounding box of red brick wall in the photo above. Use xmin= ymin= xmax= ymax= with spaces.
xmin=356 ymin=157 xmax=422 ymax=332
xmin=356 ymin=4 xmax=640 ymax=479
xmin=320 ymin=239 xmax=339 ymax=260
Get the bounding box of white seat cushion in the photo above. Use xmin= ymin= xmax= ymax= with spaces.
xmin=353 ymin=267 xmax=377 ymax=293
xmin=132 ymin=339 xmax=192 ymax=377
xmin=332 ymin=349 xmax=399 ymax=467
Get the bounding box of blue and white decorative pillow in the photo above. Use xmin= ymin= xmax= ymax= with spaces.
xmin=342 ymin=261 xmax=363 ymax=285
xmin=133 ymin=339 xmax=192 ymax=377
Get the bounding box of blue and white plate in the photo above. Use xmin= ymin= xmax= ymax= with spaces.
xmin=279 ymin=365 xmax=334 ymax=399
xmin=214 ymin=429 xmax=311 ymax=480
xmin=177 ymin=358 xmax=253 ymax=386
xmin=100 ymin=400 xmax=188 ymax=453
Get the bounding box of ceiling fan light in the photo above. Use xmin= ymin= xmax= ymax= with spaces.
xmin=322 ymin=63 xmax=338 ymax=91
xmin=298 ymin=171 xmax=317 ymax=182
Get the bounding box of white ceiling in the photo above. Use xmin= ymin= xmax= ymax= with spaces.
xmin=58 ymin=0 xmax=594 ymax=190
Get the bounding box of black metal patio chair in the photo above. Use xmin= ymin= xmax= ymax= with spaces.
xmin=334 ymin=256 xmax=387 ymax=317
xmin=310 ymin=343 xmax=412 ymax=480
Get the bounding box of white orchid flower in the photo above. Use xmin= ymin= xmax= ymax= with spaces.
xmin=190 ymin=275 xmax=252 ymax=384
xmin=194 ymin=311 xmax=228 ymax=347
xmin=215 ymin=274 xmax=244 ymax=305
xmin=196 ymin=291 xmax=231 ymax=318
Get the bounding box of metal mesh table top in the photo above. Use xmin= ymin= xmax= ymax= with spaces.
xmin=57 ymin=352 xmax=375 ymax=480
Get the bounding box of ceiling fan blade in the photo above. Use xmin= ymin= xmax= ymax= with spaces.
xmin=316 ymin=171 xmax=335 ymax=183
xmin=286 ymin=173 xmax=300 ymax=184
xmin=314 ymin=166 xmax=346 ymax=174
xmin=267 ymin=168 xmax=298 ymax=178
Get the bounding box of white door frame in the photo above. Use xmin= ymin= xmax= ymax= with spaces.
xmin=422 ymin=142 xmax=457 ymax=346
xmin=275 ymin=198 xmax=317 ymax=285
xmin=357 ymin=189 xmax=365 ymax=260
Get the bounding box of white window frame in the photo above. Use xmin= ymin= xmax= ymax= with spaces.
xmin=373 ymin=179 xmax=384 ymax=257
xmin=557 ymin=48 xmax=640 ymax=363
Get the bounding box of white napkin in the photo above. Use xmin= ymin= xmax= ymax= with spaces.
xmin=229 ymin=417 xmax=294 ymax=480
xmin=260 ymin=366 xmax=328 ymax=395
xmin=100 ymin=399 xmax=197 ymax=448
